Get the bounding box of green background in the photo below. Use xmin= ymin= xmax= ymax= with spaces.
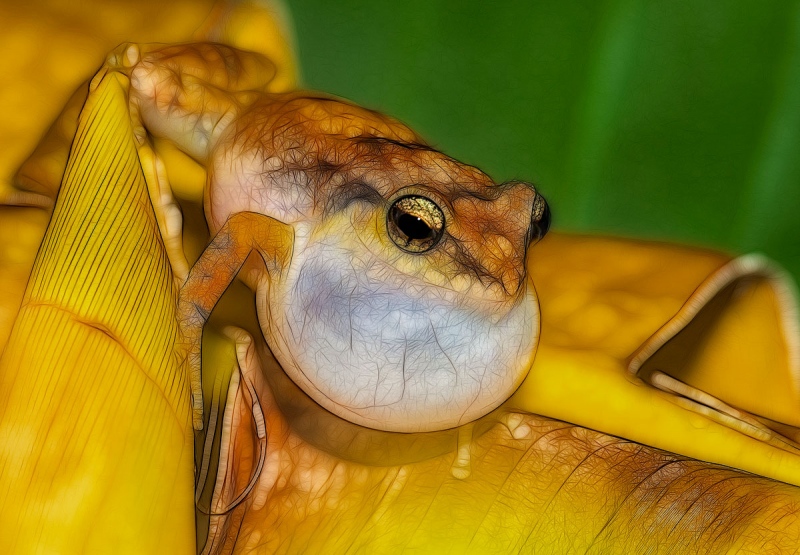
xmin=286 ymin=1 xmax=800 ymax=284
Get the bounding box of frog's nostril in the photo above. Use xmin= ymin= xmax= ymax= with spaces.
xmin=529 ymin=194 xmax=551 ymax=244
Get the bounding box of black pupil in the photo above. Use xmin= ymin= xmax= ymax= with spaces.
xmin=398 ymin=213 xmax=432 ymax=240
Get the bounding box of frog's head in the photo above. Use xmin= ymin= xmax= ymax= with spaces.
xmin=208 ymin=93 xmax=551 ymax=432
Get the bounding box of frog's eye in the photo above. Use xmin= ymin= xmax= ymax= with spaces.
xmin=387 ymin=195 xmax=445 ymax=253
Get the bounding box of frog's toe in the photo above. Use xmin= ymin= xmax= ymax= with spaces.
xmin=89 ymin=43 xmax=141 ymax=93
xmin=106 ymin=42 xmax=141 ymax=73
xmin=189 ymin=348 xmax=205 ymax=431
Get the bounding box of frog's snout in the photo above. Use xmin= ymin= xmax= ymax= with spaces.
xmin=528 ymin=193 xmax=551 ymax=244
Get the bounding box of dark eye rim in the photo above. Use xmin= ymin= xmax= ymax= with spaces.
xmin=386 ymin=194 xmax=446 ymax=254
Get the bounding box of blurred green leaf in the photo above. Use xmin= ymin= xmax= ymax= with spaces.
xmin=287 ymin=0 xmax=800 ymax=283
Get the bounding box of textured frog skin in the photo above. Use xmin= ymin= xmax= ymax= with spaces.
xmin=3 ymin=4 xmax=800 ymax=552
xmin=110 ymin=43 xmax=550 ymax=432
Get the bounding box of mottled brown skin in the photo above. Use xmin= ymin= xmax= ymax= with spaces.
xmin=216 ymin=92 xmax=542 ymax=293
xmin=115 ymin=42 xmax=548 ymax=432
xmin=1 ymin=38 xmax=797 ymax=553
xmin=118 ymin=43 xmax=545 ymax=294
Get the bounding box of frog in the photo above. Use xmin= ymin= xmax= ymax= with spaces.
xmin=102 ymin=42 xmax=550 ymax=434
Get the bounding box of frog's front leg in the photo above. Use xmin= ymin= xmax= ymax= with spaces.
xmin=103 ymin=42 xmax=274 ymax=161
xmin=178 ymin=211 xmax=293 ymax=430
xmin=97 ymin=43 xmax=284 ymax=429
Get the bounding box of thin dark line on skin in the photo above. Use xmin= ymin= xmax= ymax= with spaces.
xmin=430 ymin=323 xmax=459 ymax=383
xmin=76 ymin=384 xmax=134 ymax=545
xmin=195 ymin=371 xmax=222 ymax=493
xmin=342 ymin=527 xmax=362 ymax=555
xmin=118 ymin=260 xmax=170 ymax=371
xmin=348 ymin=283 xmax=355 ymax=353
xmin=56 ymin=148 xmax=127 ymax=302
xmin=341 ymin=521 xmax=369 ymax=555
xmin=432 ymin=159 xmax=482 ymax=195
xmin=286 ymin=319 xmax=406 ymax=415
xmin=450 ymin=240 xmax=507 ymax=292
xmin=400 ymin=342 xmax=408 ymax=405
xmin=35 ymin=345 xmax=95 ymax=484
xmin=457 ymin=363 xmax=487 ymax=426
xmin=345 ymin=253 xmax=360 ymax=355
xmin=286 ymin=264 xmax=309 ymax=346
xmin=298 ymin=298 xmax=312 ymax=349
xmin=373 ymin=346 xmax=383 ymax=408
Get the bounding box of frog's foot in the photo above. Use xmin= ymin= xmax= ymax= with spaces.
xmin=501 ymin=411 xmax=533 ymax=440
xmin=98 ymin=41 xmax=275 ymax=162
